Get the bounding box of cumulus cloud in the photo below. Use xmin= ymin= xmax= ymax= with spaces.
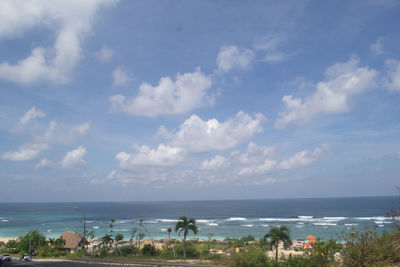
xmin=275 ymin=56 xmax=378 ymax=129
xmin=383 ymin=59 xmax=400 ymax=91
xmin=112 ymin=66 xmax=132 ymax=87
xmin=95 ymin=45 xmax=114 ymax=63
xmin=168 ymin=111 xmax=265 ymax=153
xmin=1 ymin=143 xmax=48 ymax=161
xmin=238 ymin=144 xmax=329 ymax=176
xmin=253 ymin=35 xmax=288 ymax=63
xmin=110 ymin=68 xmax=213 ymax=117
xmin=232 ymin=142 xmax=275 ymax=164
xmin=116 ymin=144 xmax=185 ymax=169
xmin=61 ymin=146 xmax=87 ymax=168
xmin=35 ymin=158 xmax=51 ymax=169
xmin=238 ymin=159 xmax=277 ymax=176
xmin=0 ymin=0 xmax=116 ymax=85
xmin=18 ymin=107 xmax=46 ymax=127
xmin=216 ymin=45 xmax=255 ymax=72
xmin=370 ymin=37 xmax=383 ymax=55
xmin=201 ymin=155 xmax=229 ymax=170
xmin=36 ymin=121 xmax=90 ymax=144
xmin=278 ymin=144 xmax=330 ymax=170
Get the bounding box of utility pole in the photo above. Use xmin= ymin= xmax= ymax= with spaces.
xmin=74 ymin=207 xmax=86 ymax=259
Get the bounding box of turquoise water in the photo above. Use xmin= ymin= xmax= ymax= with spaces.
xmin=0 ymin=196 xmax=398 ymax=241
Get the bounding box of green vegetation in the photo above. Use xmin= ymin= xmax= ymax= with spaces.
xmin=264 ymin=225 xmax=291 ymax=260
xmin=175 ymin=216 xmax=198 ymax=258
xmin=1 ymin=214 xmax=399 ymax=266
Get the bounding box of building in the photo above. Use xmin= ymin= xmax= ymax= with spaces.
xmin=59 ymin=231 xmax=86 ymax=253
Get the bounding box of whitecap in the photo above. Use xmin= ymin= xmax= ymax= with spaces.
xmin=197 ymin=219 xmax=212 ymax=223
xmin=313 ymin=223 xmax=337 ymax=226
xmin=159 ymin=219 xmax=179 ymax=223
xmin=227 ymin=217 xmax=246 ymax=221
xmin=259 ymin=218 xmax=301 ymax=222
xmin=298 ymin=216 xmax=314 ymax=219
xmin=47 ymin=230 xmax=52 ymax=232
xmin=261 ymin=224 xmax=269 ymax=227
xmin=241 ymin=224 xmax=253 ymax=227
xmin=1 ymin=219 xmax=9 ymax=222
xmin=322 ymin=217 xmax=347 ymax=221
xmin=160 ymin=228 xmax=167 ymax=232
xmin=344 ymin=223 xmax=358 ymax=226
xmin=208 ymin=223 xmax=218 ymax=226
xmin=355 ymin=216 xmax=386 ymax=221
xmin=295 ymin=225 xmax=304 ymax=228
xmin=93 ymin=226 xmax=99 ymax=229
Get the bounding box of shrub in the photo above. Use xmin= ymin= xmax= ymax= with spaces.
xmin=141 ymin=244 xmax=157 ymax=256
xmin=341 ymin=229 xmax=400 ymax=266
xmin=229 ymin=248 xmax=272 ymax=267
xmin=175 ymin=245 xmax=200 ymax=258
xmin=306 ymin=239 xmax=342 ymax=266
xmin=119 ymin=245 xmax=133 ymax=256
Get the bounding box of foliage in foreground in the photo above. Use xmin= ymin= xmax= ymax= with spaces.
xmin=340 ymin=229 xmax=400 ymax=267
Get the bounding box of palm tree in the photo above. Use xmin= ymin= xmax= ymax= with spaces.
xmin=264 ymin=225 xmax=291 ymax=260
xmin=175 ymin=216 xmax=198 ymax=258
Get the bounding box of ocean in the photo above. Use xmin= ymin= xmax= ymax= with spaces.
xmin=0 ymin=196 xmax=398 ymax=241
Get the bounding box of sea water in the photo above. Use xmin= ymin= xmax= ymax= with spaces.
xmin=0 ymin=196 xmax=398 ymax=241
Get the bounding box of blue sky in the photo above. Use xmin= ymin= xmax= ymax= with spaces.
xmin=1 ymin=0 xmax=400 ymax=202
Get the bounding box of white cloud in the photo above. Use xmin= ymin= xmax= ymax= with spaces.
xmin=112 ymin=66 xmax=132 ymax=87
xmin=95 ymin=45 xmax=114 ymax=63
xmin=37 ymin=121 xmax=90 ymax=144
xmin=18 ymin=107 xmax=46 ymax=126
xmin=278 ymin=144 xmax=330 ymax=170
xmin=238 ymin=144 xmax=329 ymax=176
xmin=253 ymin=178 xmax=278 ymax=185
xmin=35 ymin=158 xmax=51 ymax=169
xmin=110 ymin=68 xmax=213 ymax=117
xmin=201 ymin=155 xmax=229 ymax=170
xmin=61 ymin=146 xmax=86 ymax=169
xmin=253 ymin=35 xmax=288 ymax=63
xmin=370 ymin=37 xmax=383 ymax=55
xmin=232 ymin=142 xmax=275 ymax=164
xmin=238 ymin=159 xmax=277 ymax=176
xmin=216 ymin=45 xmax=255 ymax=72
xmin=0 ymin=0 xmax=116 ymax=85
xmin=384 ymin=59 xmax=400 ymax=91
xmin=116 ymin=144 xmax=185 ymax=169
xmin=275 ymin=56 xmax=378 ymax=129
xmin=1 ymin=143 xmax=48 ymax=161
xmin=169 ymin=111 xmax=265 ymax=153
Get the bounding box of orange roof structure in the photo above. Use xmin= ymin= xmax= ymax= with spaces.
xmin=306 ymin=235 xmax=315 ymax=240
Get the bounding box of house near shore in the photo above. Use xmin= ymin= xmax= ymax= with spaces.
xmin=59 ymin=231 xmax=87 ymax=253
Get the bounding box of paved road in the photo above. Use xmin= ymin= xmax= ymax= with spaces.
xmin=2 ymin=258 xmax=223 ymax=267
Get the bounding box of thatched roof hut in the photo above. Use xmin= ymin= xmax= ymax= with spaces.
xmin=59 ymin=231 xmax=85 ymax=251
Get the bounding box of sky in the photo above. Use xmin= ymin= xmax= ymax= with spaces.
xmin=1 ymin=0 xmax=400 ymax=202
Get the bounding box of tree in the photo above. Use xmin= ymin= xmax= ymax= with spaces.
xmin=115 ymin=233 xmax=124 ymax=256
xmin=207 ymin=232 xmax=214 ymax=251
xmin=175 ymin=216 xmax=198 ymax=258
xmin=101 ymin=234 xmax=113 ymax=255
xmin=140 ymin=219 xmax=154 ymax=247
xmin=264 ymin=225 xmax=291 ymax=261
xmin=129 ymin=227 xmax=138 ymax=249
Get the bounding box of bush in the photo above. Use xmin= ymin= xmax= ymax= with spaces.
xmin=229 ymin=248 xmax=272 ymax=267
xmin=175 ymin=245 xmax=200 ymax=258
xmin=119 ymin=245 xmax=133 ymax=256
xmin=341 ymin=229 xmax=400 ymax=266
xmin=141 ymin=244 xmax=157 ymax=256
xmin=306 ymin=239 xmax=342 ymax=266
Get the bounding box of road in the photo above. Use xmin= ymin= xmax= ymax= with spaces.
xmin=2 ymin=258 xmax=223 ymax=267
